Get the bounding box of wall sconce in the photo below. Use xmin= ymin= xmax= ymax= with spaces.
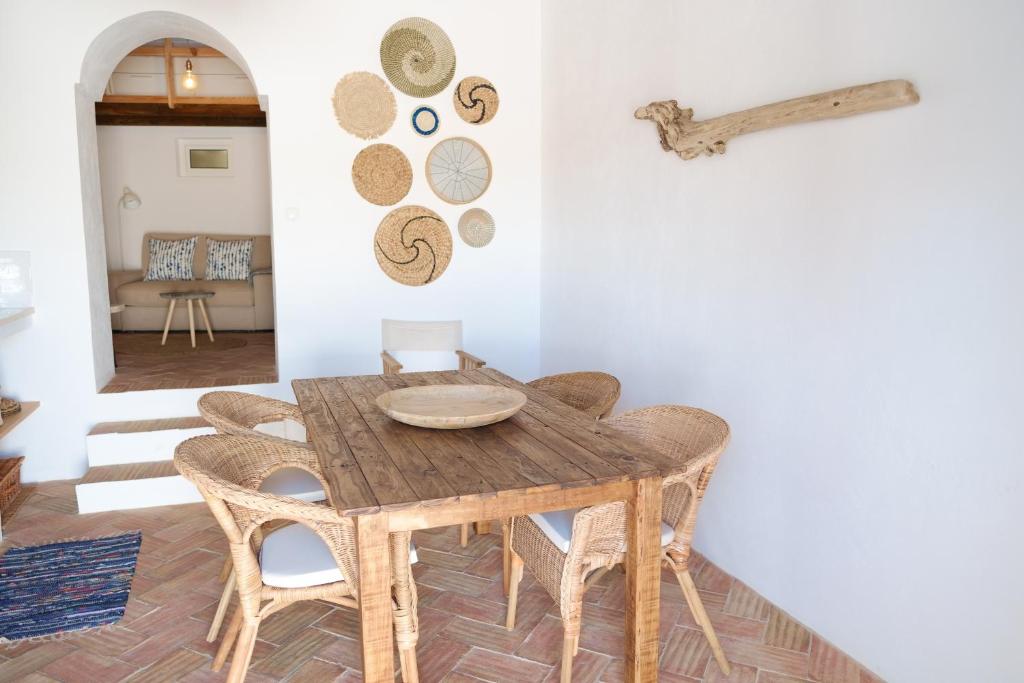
xmin=119 ymin=186 xmax=142 ymax=209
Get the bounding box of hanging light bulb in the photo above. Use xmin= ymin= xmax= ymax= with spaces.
xmin=182 ymin=59 xmax=198 ymax=90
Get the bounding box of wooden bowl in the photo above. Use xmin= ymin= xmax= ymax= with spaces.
xmin=376 ymin=384 xmax=527 ymax=429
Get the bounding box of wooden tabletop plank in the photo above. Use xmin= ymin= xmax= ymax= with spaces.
xmin=291 ymin=379 xmax=379 ymax=513
xmin=376 ymin=373 xmax=507 ymax=495
xmin=475 ymin=368 xmax=681 ymax=474
xmin=396 ymin=370 xmax=622 ymax=486
xmin=340 ymin=376 xmax=459 ymax=504
xmin=294 ymin=368 xmax=677 ymax=515
xmin=407 ymin=372 xmax=557 ymax=491
xmin=360 ymin=376 xmax=495 ymax=499
xmin=436 ymin=370 xmax=628 ymax=481
xmin=313 ymin=378 xmax=420 ymax=507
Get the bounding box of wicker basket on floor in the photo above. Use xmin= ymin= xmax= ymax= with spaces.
xmin=0 ymin=456 xmax=25 ymax=514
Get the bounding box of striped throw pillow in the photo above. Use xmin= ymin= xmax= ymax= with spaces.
xmin=206 ymin=239 xmax=253 ymax=281
xmin=143 ymin=237 xmax=197 ymax=281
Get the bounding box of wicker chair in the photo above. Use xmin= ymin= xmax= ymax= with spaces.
xmin=505 ymin=405 xmax=731 ymax=682
xmin=467 ymin=371 xmax=622 ymax=584
xmin=526 ymin=371 xmax=622 ymax=419
xmin=175 ymin=435 xmax=421 ymax=683
xmin=199 ymin=391 xmax=328 ymax=643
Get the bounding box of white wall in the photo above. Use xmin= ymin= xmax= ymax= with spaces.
xmin=541 ymin=1 xmax=1022 ymax=681
xmin=97 ymin=126 xmax=271 ymax=270
xmin=0 ymin=2 xmax=541 ymax=481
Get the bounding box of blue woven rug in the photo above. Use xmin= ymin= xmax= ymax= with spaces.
xmin=0 ymin=531 xmax=142 ymax=642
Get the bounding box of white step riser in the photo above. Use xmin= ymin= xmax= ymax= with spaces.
xmin=86 ymin=427 xmax=216 ymax=467
xmin=76 ymin=476 xmax=203 ymax=514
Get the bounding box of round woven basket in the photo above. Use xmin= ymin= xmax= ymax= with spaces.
xmin=380 ymin=17 xmax=456 ymax=98
xmin=453 ymin=76 xmax=499 ymax=125
xmin=332 ymin=71 xmax=397 ymax=139
xmin=374 ymin=205 xmax=453 ymax=286
xmin=352 ymin=144 xmax=413 ymax=206
xmin=458 ymin=208 xmax=495 ymax=247
xmin=0 ymin=397 xmax=21 ymax=418
xmin=426 ymin=137 xmax=492 ymax=205
xmin=411 ymin=106 xmax=440 ymax=136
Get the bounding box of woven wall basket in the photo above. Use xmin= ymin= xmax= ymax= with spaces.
xmin=352 ymin=144 xmax=413 ymax=206
xmin=458 ymin=208 xmax=496 ymax=248
xmin=426 ymin=137 xmax=492 ymax=204
xmin=374 ymin=205 xmax=453 ymax=286
xmin=332 ymin=71 xmax=397 ymax=139
xmin=380 ymin=17 xmax=456 ymax=98
xmin=454 ymin=76 xmax=499 ymax=125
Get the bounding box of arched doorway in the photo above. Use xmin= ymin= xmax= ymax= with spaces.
xmin=76 ymin=12 xmax=276 ymax=391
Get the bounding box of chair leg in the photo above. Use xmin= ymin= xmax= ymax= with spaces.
xmin=212 ymin=605 xmax=243 ymax=671
xmin=227 ymin=617 xmax=260 ymax=683
xmin=505 ymin=552 xmax=524 ymax=630
xmin=218 ymin=554 xmax=233 ymax=582
xmin=207 ymin=568 xmax=236 ymax=642
xmin=475 ymin=520 xmax=492 ymax=536
xmin=460 ymin=523 xmax=470 ymax=547
xmin=501 ymin=519 xmax=511 ymax=596
xmin=560 ymin=630 xmax=576 ymax=683
xmin=399 ymin=646 xmax=419 ymax=683
xmin=675 ymin=568 xmax=731 ymax=675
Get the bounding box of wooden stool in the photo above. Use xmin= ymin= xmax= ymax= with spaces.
xmin=159 ymin=291 xmax=215 ymax=348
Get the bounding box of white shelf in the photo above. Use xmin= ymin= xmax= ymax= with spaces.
xmin=0 ymin=307 xmax=34 ymax=328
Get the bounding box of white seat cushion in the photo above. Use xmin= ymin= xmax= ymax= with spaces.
xmin=528 ymin=508 xmax=675 ymax=553
xmin=260 ymin=524 xmax=419 ymax=589
xmin=260 ymin=523 xmax=344 ymax=588
xmin=388 ymin=349 xmax=459 ymax=373
xmin=253 ymin=418 xmax=308 ymax=442
xmin=260 ymin=467 xmax=326 ymax=503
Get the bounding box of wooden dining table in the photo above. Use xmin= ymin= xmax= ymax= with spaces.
xmin=292 ymin=367 xmax=681 ymax=683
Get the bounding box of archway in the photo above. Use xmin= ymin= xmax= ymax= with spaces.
xmin=76 ymin=11 xmax=274 ymax=391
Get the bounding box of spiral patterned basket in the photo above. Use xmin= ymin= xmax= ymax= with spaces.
xmin=352 ymin=144 xmax=413 ymax=206
xmin=454 ymin=76 xmax=499 ymax=125
xmin=374 ymin=205 xmax=453 ymax=286
xmin=458 ymin=208 xmax=496 ymax=247
xmin=332 ymin=72 xmax=397 ymax=139
xmin=380 ymin=17 xmax=456 ymax=98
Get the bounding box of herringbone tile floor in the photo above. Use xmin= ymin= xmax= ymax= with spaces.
xmin=0 ymin=482 xmax=880 ymax=682
xmin=101 ymin=332 xmax=277 ymax=393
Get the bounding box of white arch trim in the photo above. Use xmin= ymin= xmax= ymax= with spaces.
xmin=79 ymin=10 xmax=262 ymax=108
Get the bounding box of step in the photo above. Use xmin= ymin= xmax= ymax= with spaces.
xmin=76 ymin=460 xmax=202 ymax=513
xmin=87 ymin=416 xmax=215 ymax=467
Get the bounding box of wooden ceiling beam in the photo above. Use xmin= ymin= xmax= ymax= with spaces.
xmin=127 ymin=46 xmax=226 ymax=58
xmin=95 ymin=102 xmax=266 ymax=127
xmin=162 ymin=38 xmax=176 ymax=109
xmin=101 ymin=95 xmax=260 ymax=106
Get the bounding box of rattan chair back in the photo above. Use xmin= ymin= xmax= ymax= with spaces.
xmin=198 ymin=391 xmax=310 ymax=448
xmin=527 ymin=372 xmax=621 ymax=419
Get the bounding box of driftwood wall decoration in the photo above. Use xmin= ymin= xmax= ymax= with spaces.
xmin=635 ymin=79 xmax=919 ymax=160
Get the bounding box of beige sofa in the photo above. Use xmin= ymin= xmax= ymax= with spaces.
xmin=109 ymin=232 xmax=274 ymax=332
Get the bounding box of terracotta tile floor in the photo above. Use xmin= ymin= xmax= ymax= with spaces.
xmin=101 ymin=332 xmax=277 ymax=393
xmin=0 ymin=483 xmax=880 ymax=682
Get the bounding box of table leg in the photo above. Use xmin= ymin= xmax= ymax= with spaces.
xmin=356 ymin=512 xmax=395 ymax=683
xmin=161 ymin=299 xmax=176 ymax=346
xmin=197 ymin=299 xmax=215 ymax=341
xmin=187 ymin=300 xmax=196 ymax=348
xmin=624 ymin=476 xmax=663 ymax=683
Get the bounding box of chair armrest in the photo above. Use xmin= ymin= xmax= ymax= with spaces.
xmin=107 ymin=270 xmax=143 ymax=304
xmin=381 ymin=350 xmax=403 ymax=375
xmin=455 ymin=350 xmax=486 ymax=370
